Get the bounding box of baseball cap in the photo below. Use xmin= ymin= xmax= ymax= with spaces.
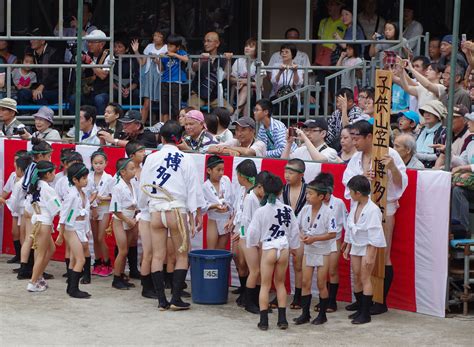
xmin=232 ymin=116 xmax=256 ymax=129
xmin=302 ymin=118 xmax=328 ymax=131
xmin=85 ymin=29 xmax=107 ymax=41
xmin=119 ymin=110 xmax=142 ymax=123
xmin=465 ymin=112 xmax=474 ymax=121
xmin=453 ymin=104 xmax=469 ymax=117
xmin=33 ymin=106 xmax=54 ymax=124
xmin=398 ymin=110 xmax=420 ymax=125
xmin=441 ymin=35 xmax=453 ymax=45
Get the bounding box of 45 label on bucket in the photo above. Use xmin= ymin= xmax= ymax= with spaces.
xmin=203 ymin=269 xmax=219 ymax=279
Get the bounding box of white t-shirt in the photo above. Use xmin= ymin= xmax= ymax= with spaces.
xmin=24 ymin=180 xmax=61 ymax=224
xmin=238 ymin=190 xmax=260 ymax=239
xmin=5 ymin=178 xmax=25 ymax=216
xmin=55 ymin=175 xmax=71 ymax=202
xmin=298 ymin=204 xmax=337 ymax=255
xmin=215 ymin=129 xmax=234 ymax=144
xmin=268 ymin=50 xmax=310 ymax=69
xmin=143 ymin=43 xmax=168 ymax=73
xmin=2 ymin=172 xmax=17 ymax=194
xmin=344 ymin=199 xmax=386 ymax=248
xmin=326 ymin=195 xmax=348 ymax=240
xmin=222 ymin=138 xmax=267 ymax=157
xmin=59 ymin=187 xmax=90 ymax=229
xmin=270 ymin=65 xmax=304 ymax=97
xmin=231 ymin=58 xmax=266 ymax=79
xmin=86 ymin=171 xmax=114 ymax=207
xmin=202 ymin=175 xmax=233 ymax=221
xmin=414 ymin=84 xmax=446 ymax=109
xmin=246 ymin=200 xmax=300 ymax=250
xmin=290 ymin=143 xmax=338 ymax=163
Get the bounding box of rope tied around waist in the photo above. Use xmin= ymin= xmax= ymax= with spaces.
xmin=141 ymin=184 xmax=190 ymax=253
xmin=29 ymin=202 xmax=42 ymax=250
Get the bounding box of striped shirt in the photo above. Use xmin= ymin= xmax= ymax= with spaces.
xmin=282 ymin=182 xmax=307 ymax=217
xmin=21 ymin=161 xmax=37 ymax=192
xmin=257 ymin=117 xmax=296 ymax=158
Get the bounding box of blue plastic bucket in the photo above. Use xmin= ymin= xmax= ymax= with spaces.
xmin=189 ymin=249 xmax=233 ymax=304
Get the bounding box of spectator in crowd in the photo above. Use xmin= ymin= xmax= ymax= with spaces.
xmin=180 ymin=110 xmax=217 ymax=153
xmin=415 ymin=100 xmax=447 ymax=168
xmin=396 ymin=58 xmax=443 ymax=113
xmin=440 ymin=63 xmax=472 ymax=111
xmin=204 ymin=112 xmax=219 ymax=136
xmin=327 ymin=87 xmax=365 ymax=151
xmin=178 ymin=106 xmax=194 ymax=129
xmin=432 ymin=105 xmax=471 ymax=168
xmin=99 ymin=109 xmax=157 ymax=148
xmin=20 ymin=106 xmax=61 ymax=141
xmin=0 ymin=98 xmax=25 ymax=136
xmin=11 ymin=53 xmax=37 ymax=100
xmin=281 ymin=118 xmax=338 ymax=162
xmin=393 ymin=133 xmax=425 ymax=169
xmin=269 ymin=43 xmax=303 ymax=116
xmin=131 ymin=30 xmax=168 ymax=123
xmin=189 ymin=31 xmax=233 ymax=113
xmin=438 ymin=35 xmax=469 ymax=71
xmin=337 ymin=125 xmax=357 ymax=163
xmin=54 ymin=2 xmax=97 ymax=62
xmin=358 ymin=0 xmax=385 ymax=45
xmin=402 ymin=3 xmax=423 ymax=50
xmin=231 ymin=38 xmax=265 ymax=118
xmin=369 ymin=22 xmax=409 ymax=61
xmin=390 ymin=61 xmax=411 ymax=115
xmin=254 ymin=98 xmax=295 ymax=158
xmin=69 ymin=30 xmax=113 ymax=116
xmin=336 ymin=44 xmax=363 ymax=87
xmin=450 ymin=111 xmax=474 ymax=233
xmin=429 ymin=37 xmax=442 ymax=64
xmin=160 ymin=34 xmax=189 ymax=122
xmin=212 ymin=107 xmax=233 ymax=143
xmin=17 ymin=34 xmax=63 ymax=106
xmin=208 ymin=116 xmax=266 ymax=157
xmin=314 ymin=0 xmax=345 ymax=68
xmin=66 ymin=105 xmax=100 ymax=144
xmin=100 ymin=102 xmax=123 ymax=139
xmin=0 ymin=39 xmax=17 ymax=64
xmin=358 ymin=87 xmax=375 ymax=119
xmin=112 ymin=35 xmax=139 ymax=106
xmin=469 ymin=70 xmax=474 ymax=112
xmin=334 ymin=1 xmax=366 ymax=56
xmin=397 ymin=110 xmax=420 ymax=138
xmin=268 ymin=28 xmax=310 ymax=68
xmin=0 ymin=55 xmax=5 ymax=99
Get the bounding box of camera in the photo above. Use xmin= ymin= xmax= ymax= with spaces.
xmin=118 ymin=131 xmax=128 ymax=140
xmin=289 ymin=127 xmax=297 ymax=137
xmin=12 ymin=127 xmax=26 ymax=136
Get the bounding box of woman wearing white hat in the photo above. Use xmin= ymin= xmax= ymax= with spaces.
xmin=20 ymin=106 xmax=61 ymax=141
xmin=415 ymin=100 xmax=447 ymax=168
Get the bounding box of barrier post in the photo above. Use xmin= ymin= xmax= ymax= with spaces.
xmin=74 ymin=0 xmax=84 ymax=142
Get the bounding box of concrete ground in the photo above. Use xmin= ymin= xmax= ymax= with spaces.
xmin=1 ymin=255 xmax=473 ymax=346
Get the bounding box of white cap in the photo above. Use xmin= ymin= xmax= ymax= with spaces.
xmin=465 ymin=112 xmax=474 ymax=121
xmin=85 ymin=29 xmax=107 ymax=41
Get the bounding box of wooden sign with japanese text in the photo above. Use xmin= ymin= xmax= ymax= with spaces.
xmin=371 ymin=69 xmax=392 ymax=303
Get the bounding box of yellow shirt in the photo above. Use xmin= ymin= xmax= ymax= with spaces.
xmin=318 ymin=17 xmax=346 ymax=50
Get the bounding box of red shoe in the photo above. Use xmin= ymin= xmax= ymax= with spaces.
xmin=91 ymin=265 xmax=103 ymax=276
xmin=99 ymin=265 xmax=113 ymax=277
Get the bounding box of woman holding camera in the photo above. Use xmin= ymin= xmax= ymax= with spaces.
xmin=21 ymin=106 xmax=61 ymax=141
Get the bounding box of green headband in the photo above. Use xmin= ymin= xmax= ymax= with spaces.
xmin=130 ymin=146 xmax=146 ymax=156
xmin=207 ymin=158 xmax=224 ymax=168
xmin=30 ymin=165 xmax=56 ymax=185
xmin=116 ymin=158 xmax=132 ymax=183
xmin=238 ymin=172 xmax=256 ymax=185
xmin=285 ymin=166 xmax=304 ymax=174
xmin=73 ymin=165 xmax=88 ymax=179
xmin=29 ymin=149 xmax=52 ymax=155
xmin=307 ymin=184 xmax=331 ymax=194
xmin=91 ymin=150 xmax=108 ymax=160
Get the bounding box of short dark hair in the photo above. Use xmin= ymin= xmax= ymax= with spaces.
xmin=160 ymin=120 xmax=183 ymax=143
xmin=114 ymin=33 xmax=130 ymax=51
xmin=15 ymin=156 xmax=33 ymax=172
xmin=336 ymin=87 xmax=354 ymax=101
xmin=65 ymin=151 xmax=84 ymax=165
xmin=352 ymin=120 xmax=373 ymax=136
xmin=31 ymin=138 xmax=52 ymax=159
xmin=14 ymin=149 xmax=29 ymax=158
xmin=256 ymin=98 xmax=273 ymax=117
xmin=313 ymin=172 xmax=334 ymax=192
xmin=429 ymin=36 xmax=441 ymax=43
xmin=255 ymin=170 xmax=271 ymax=186
xmin=384 ymin=22 xmax=400 ymax=40
xmin=166 ymin=34 xmax=184 ymax=47
xmin=347 ymin=175 xmax=371 ymax=196
xmin=359 ymin=86 xmax=375 ymax=100
xmin=346 ymin=44 xmax=360 ymax=58
xmin=206 ymin=155 xmax=225 ymax=170
xmin=125 ymin=140 xmax=144 ymax=157
xmin=106 ymin=102 xmax=124 ymax=118
xmin=429 ymin=63 xmax=443 ymax=73
xmin=116 ymin=158 xmax=132 ymax=176
xmin=412 ymin=55 xmax=430 ymax=70
xmin=67 ymin=162 xmax=89 ymax=185
xmin=212 ymin=107 xmax=232 ymax=129
xmin=280 ymin=43 xmax=297 ymax=59
xmin=204 ymin=113 xmax=219 ymax=135
xmin=236 ymin=159 xmax=257 ymax=178
xmin=285 ymin=27 xmax=300 ymax=38
xmin=80 ymin=105 xmax=97 ymax=124
xmin=287 ymin=158 xmax=306 ymax=173
xmin=263 ymin=173 xmax=283 ymax=196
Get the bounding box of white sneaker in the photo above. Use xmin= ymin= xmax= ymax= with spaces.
xmin=27 ymin=281 xmax=47 ymax=292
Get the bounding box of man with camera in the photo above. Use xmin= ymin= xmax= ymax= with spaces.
xmin=0 ymin=98 xmax=26 ymax=137
xmin=98 ymin=110 xmax=157 ymax=148
xmin=69 ymin=29 xmax=112 ymax=115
